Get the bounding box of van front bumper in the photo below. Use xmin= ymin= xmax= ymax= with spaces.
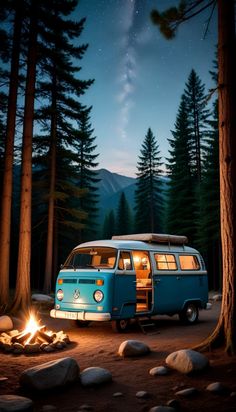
xmin=50 ymin=309 xmax=111 ymax=322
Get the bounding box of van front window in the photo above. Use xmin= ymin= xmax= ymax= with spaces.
xmin=63 ymin=247 xmax=117 ymax=269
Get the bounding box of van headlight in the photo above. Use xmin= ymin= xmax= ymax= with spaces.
xmin=93 ymin=290 xmax=104 ymax=302
xmin=57 ymin=289 xmax=64 ymax=301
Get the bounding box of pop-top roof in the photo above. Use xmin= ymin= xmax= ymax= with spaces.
xmin=112 ymin=233 xmax=188 ymax=245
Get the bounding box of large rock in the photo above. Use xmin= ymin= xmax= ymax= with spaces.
xmin=118 ymin=340 xmax=150 ymax=357
xmin=0 ymin=316 xmax=13 ymax=332
xmin=20 ymin=357 xmax=79 ymax=390
xmin=0 ymin=395 xmax=33 ymax=411
xmin=80 ymin=367 xmax=112 ymax=386
xmin=166 ymin=349 xmax=209 ymax=374
xmin=31 ymin=294 xmax=54 ymax=304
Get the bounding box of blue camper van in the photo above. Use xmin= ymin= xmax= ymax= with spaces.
xmin=50 ymin=233 xmax=208 ymax=332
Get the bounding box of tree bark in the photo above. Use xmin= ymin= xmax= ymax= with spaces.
xmin=0 ymin=1 xmax=23 ymax=308
xmin=195 ymin=0 xmax=236 ymax=355
xmin=43 ymin=68 xmax=57 ymax=294
xmin=11 ymin=0 xmax=38 ymax=314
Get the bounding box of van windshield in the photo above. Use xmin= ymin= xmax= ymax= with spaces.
xmin=63 ymin=247 xmax=117 ymax=269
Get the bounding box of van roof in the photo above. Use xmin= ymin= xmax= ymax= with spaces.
xmin=112 ymin=233 xmax=188 ymax=244
xmin=73 ymin=234 xmax=198 ymax=254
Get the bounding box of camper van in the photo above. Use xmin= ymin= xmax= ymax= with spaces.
xmin=50 ymin=233 xmax=208 ymax=332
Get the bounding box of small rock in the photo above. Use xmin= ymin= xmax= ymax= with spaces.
xmin=206 ymin=382 xmax=226 ymax=393
xmin=113 ymin=392 xmax=124 ymax=397
xmin=230 ymin=392 xmax=236 ymax=397
xmin=136 ymin=390 xmax=149 ymax=398
xmin=175 ymin=387 xmax=198 ymax=396
xmin=0 ymin=395 xmax=33 ymax=411
xmin=212 ymin=294 xmax=222 ymax=302
xmin=166 ymin=399 xmax=181 ymax=410
xmin=149 ymin=366 xmax=169 ymax=376
xmin=78 ymin=405 xmax=93 ymax=411
xmin=20 ymin=357 xmax=79 ymax=390
xmin=118 ymin=340 xmax=150 ymax=357
xmin=166 ymin=349 xmax=209 ymax=374
xmin=24 ymin=343 xmax=40 ymax=353
xmin=149 ymin=406 xmax=175 ymax=412
xmin=80 ymin=367 xmax=112 ymax=387
xmin=13 ymin=343 xmax=24 ymax=354
xmin=0 ymin=316 xmax=13 ymax=332
xmin=42 ymin=344 xmax=55 ymax=353
xmin=0 ymin=377 xmax=8 ymax=383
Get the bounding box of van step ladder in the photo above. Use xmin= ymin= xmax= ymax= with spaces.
xmin=137 ymin=318 xmax=159 ymax=335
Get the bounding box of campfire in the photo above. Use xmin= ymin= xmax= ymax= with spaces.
xmin=0 ymin=313 xmax=70 ymax=354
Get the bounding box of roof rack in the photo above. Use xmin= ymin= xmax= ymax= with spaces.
xmin=112 ymin=233 xmax=188 ymax=245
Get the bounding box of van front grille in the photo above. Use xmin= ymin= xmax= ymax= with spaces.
xmin=79 ymin=279 xmax=96 ymax=284
xmin=63 ymin=278 xmax=77 ymax=284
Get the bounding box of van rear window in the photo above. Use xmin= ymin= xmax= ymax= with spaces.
xmin=155 ymin=254 xmax=177 ymax=270
xmin=179 ymin=255 xmax=200 ymax=270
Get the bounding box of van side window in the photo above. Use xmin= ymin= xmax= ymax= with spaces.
xmin=118 ymin=252 xmax=132 ymax=270
xmin=155 ymin=254 xmax=177 ymax=270
xmin=179 ymin=255 xmax=200 ymax=270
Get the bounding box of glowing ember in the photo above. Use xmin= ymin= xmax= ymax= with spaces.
xmin=0 ymin=313 xmax=70 ymax=354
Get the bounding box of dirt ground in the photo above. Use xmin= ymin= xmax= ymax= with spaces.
xmin=1 ymin=301 xmax=236 ymax=412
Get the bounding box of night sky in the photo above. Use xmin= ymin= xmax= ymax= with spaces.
xmin=77 ymin=0 xmax=217 ymax=177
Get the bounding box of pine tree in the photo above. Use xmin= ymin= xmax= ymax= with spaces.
xmin=184 ymin=69 xmax=210 ymax=183
xmin=11 ymin=0 xmax=38 ymax=313
xmin=102 ymin=210 xmax=116 ymax=239
xmin=151 ymin=0 xmax=236 ymax=356
xmin=32 ymin=0 xmax=94 ymax=292
xmin=0 ymin=0 xmax=24 ymax=308
xmin=134 ymin=128 xmax=163 ymax=233
xmin=116 ymin=191 xmax=133 ymax=235
xmin=197 ymin=101 xmax=220 ymax=289
xmin=74 ymin=106 xmax=100 ymax=243
xmin=166 ymin=95 xmax=196 ymax=240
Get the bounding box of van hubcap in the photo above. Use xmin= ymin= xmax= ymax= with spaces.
xmin=186 ymin=305 xmax=197 ymax=322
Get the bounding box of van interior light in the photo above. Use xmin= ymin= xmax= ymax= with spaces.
xmin=133 ymin=256 xmax=141 ymax=263
xmin=58 ymin=278 xmax=63 ymax=284
xmin=90 ymin=249 xmax=98 ymax=255
xmin=96 ymin=279 xmax=104 ymax=286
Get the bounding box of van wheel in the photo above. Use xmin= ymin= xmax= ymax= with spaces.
xmin=179 ymin=303 xmax=199 ymax=324
xmin=71 ymin=320 xmax=91 ymax=328
xmin=111 ymin=319 xmax=130 ymax=332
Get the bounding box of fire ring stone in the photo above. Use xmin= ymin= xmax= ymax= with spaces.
xmin=0 ymin=395 xmax=33 ymax=411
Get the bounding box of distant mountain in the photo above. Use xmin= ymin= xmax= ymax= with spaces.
xmin=96 ymin=169 xmax=135 ymax=200
xmin=95 ymin=168 xmax=168 ymax=230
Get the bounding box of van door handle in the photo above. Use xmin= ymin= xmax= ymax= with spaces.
xmin=176 ymin=276 xmax=181 ymax=280
xmin=155 ymin=279 xmax=161 ymax=284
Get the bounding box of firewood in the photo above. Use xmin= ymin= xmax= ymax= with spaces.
xmin=37 ymin=330 xmax=54 ymax=343
xmin=11 ymin=332 xmax=31 ymax=344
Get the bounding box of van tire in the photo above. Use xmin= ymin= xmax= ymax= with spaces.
xmin=179 ymin=303 xmax=199 ymax=324
xmin=111 ymin=319 xmax=130 ymax=332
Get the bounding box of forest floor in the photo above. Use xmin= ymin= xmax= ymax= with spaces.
xmin=1 ymin=300 xmax=236 ymax=412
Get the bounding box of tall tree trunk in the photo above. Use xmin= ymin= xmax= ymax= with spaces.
xmin=43 ymin=71 xmax=57 ymax=294
xmin=195 ymin=0 xmax=236 ymax=355
xmin=11 ymin=0 xmax=38 ymax=314
xmin=0 ymin=1 xmax=23 ymax=308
